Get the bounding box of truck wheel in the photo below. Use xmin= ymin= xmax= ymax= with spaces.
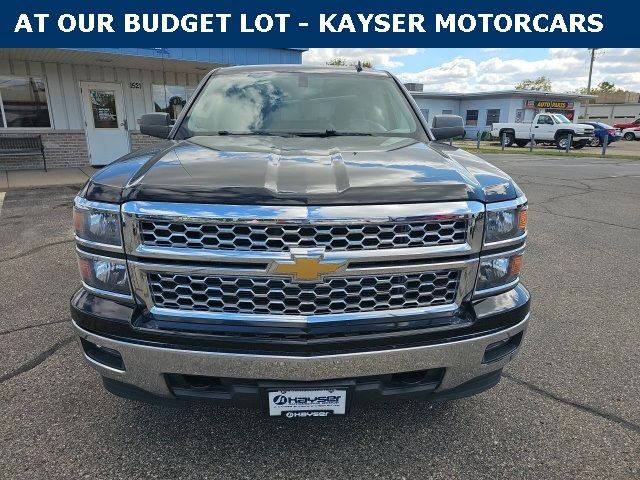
xmin=501 ymin=132 xmax=515 ymax=147
xmin=624 ymin=132 xmax=635 ymax=141
xmin=556 ymin=135 xmax=570 ymax=150
xmin=515 ymin=140 xmax=528 ymax=148
xmin=589 ymin=137 xmax=602 ymax=147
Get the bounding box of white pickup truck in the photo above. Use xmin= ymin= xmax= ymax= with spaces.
xmin=491 ymin=113 xmax=595 ymax=149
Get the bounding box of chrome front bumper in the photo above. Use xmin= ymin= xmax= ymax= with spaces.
xmin=72 ymin=314 xmax=529 ymax=399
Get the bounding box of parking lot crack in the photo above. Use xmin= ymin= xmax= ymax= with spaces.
xmin=535 ymin=190 xmax=594 ymax=209
xmin=527 ymin=208 xmax=640 ymax=231
xmin=0 ymin=319 xmax=70 ymax=337
xmin=0 ymin=239 xmax=74 ymax=264
xmin=503 ymin=373 xmax=640 ymax=435
xmin=0 ymin=335 xmax=75 ymax=384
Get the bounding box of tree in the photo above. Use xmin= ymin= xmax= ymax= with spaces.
xmin=515 ymin=76 xmax=552 ymax=92
xmin=597 ymin=81 xmax=619 ymax=93
xmin=575 ymin=81 xmax=623 ymax=95
xmin=326 ymin=58 xmax=374 ymax=68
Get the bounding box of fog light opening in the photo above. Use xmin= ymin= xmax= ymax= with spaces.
xmin=80 ymin=338 xmax=125 ymax=371
xmin=483 ymin=331 xmax=524 ymax=364
xmin=390 ymin=368 xmax=445 ymax=386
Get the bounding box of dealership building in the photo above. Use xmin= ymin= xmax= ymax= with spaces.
xmin=406 ymin=84 xmax=594 ymax=139
xmin=0 ymin=50 xmax=604 ymax=170
xmin=0 ymin=48 xmax=305 ymax=170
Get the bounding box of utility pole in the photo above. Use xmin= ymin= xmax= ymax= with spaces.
xmin=583 ymin=48 xmax=601 ymax=121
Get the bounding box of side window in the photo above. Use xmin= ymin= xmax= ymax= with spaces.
xmin=537 ymin=115 xmax=551 ymax=125
xmin=465 ymin=110 xmax=478 ymax=126
xmin=442 ymin=109 xmax=453 ymax=114
xmin=0 ymin=75 xmax=52 ymax=128
xmin=486 ymin=109 xmax=500 ymax=127
xmin=152 ymin=84 xmax=189 ymax=121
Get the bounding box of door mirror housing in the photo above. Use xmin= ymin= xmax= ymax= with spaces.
xmin=139 ymin=113 xmax=171 ymax=139
xmin=431 ymin=115 xmax=465 ymax=141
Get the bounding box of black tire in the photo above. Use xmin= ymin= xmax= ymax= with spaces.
xmin=501 ymin=132 xmax=515 ymax=147
xmin=515 ymin=140 xmax=528 ymax=148
xmin=624 ymin=132 xmax=636 ymax=141
xmin=556 ymin=134 xmax=570 ymax=150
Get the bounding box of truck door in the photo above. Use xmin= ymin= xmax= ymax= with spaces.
xmin=532 ymin=114 xmax=555 ymax=141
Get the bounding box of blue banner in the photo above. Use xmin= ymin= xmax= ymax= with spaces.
xmin=1 ymin=1 xmax=630 ymax=47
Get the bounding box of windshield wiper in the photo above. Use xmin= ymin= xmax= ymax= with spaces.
xmin=216 ymin=131 xmax=295 ymax=137
xmin=295 ymin=130 xmax=373 ymax=137
xmin=195 ymin=130 xmax=374 ymax=138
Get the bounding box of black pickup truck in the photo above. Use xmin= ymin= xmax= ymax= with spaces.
xmin=71 ymin=65 xmax=530 ymax=417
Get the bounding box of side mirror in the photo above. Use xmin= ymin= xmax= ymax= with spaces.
xmin=139 ymin=113 xmax=171 ymax=139
xmin=431 ymin=115 xmax=464 ymax=141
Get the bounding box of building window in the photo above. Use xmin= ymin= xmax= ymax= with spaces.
xmin=486 ymin=109 xmax=500 ymax=126
xmin=419 ymin=108 xmax=429 ymax=122
xmin=465 ymin=110 xmax=478 ymax=126
xmin=442 ymin=109 xmax=453 ymax=114
xmin=0 ymin=75 xmax=51 ymax=128
xmin=152 ymin=84 xmax=189 ymax=121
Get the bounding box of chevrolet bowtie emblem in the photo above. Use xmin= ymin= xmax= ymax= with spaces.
xmin=270 ymin=251 xmax=346 ymax=282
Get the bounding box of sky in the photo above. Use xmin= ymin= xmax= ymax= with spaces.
xmin=302 ymin=48 xmax=640 ymax=93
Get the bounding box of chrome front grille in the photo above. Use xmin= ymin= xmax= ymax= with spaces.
xmin=148 ymin=270 xmax=460 ymax=316
xmin=122 ymin=201 xmax=484 ymax=327
xmin=138 ymin=219 xmax=467 ymax=252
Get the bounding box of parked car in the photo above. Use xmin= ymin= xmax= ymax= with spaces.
xmin=491 ymin=113 xmax=594 ymax=149
xmin=613 ymin=118 xmax=640 ymax=130
xmin=583 ymin=122 xmax=619 ymax=146
xmin=71 ymin=65 xmax=530 ymax=416
xmin=621 ymin=127 xmax=640 ymax=141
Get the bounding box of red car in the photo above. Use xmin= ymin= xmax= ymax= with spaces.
xmin=613 ymin=118 xmax=640 ymax=130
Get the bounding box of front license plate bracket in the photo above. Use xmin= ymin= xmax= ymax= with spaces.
xmin=264 ymin=387 xmax=351 ymax=417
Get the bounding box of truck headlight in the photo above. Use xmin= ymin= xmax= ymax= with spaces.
xmin=475 ymin=248 xmax=524 ymax=296
xmin=484 ymin=199 xmax=527 ymax=245
xmin=77 ymin=250 xmax=131 ymax=297
xmin=73 ymin=197 xmax=122 ymax=247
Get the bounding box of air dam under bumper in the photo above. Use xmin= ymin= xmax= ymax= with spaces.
xmin=72 ymin=313 xmax=529 ymax=403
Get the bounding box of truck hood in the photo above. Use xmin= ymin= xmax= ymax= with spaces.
xmin=83 ymin=135 xmax=519 ymax=205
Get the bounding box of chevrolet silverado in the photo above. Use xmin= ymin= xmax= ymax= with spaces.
xmin=71 ymin=65 xmax=530 ymax=417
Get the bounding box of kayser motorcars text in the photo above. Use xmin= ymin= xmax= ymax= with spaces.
xmin=71 ymin=65 xmax=530 ymax=418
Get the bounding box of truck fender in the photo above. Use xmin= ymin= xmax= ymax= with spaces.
xmin=554 ymin=129 xmax=574 ymax=141
xmin=498 ymin=128 xmax=515 ymax=138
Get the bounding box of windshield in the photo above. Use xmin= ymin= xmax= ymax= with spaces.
xmin=178 ymin=72 xmax=421 ymax=139
xmin=551 ymin=114 xmax=571 ymax=123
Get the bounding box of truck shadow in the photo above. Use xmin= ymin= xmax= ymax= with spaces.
xmin=106 ymin=394 xmax=479 ymax=475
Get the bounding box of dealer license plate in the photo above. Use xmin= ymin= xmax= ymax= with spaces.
xmin=267 ymin=389 xmax=347 ymax=417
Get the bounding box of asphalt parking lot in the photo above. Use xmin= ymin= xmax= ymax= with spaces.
xmin=1 ymin=154 xmax=639 ymax=479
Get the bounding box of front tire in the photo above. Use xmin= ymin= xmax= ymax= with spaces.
xmin=556 ymin=135 xmax=570 ymax=150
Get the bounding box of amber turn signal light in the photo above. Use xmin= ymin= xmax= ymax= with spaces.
xmin=518 ymin=210 xmax=528 ymax=230
xmin=509 ymin=255 xmax=523 ymax=276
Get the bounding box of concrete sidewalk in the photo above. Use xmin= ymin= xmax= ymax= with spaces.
xmin=0 ymin=167 xmax=97 ymax=191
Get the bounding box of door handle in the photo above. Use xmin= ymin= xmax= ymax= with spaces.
xmin=534 ymin=126 xmax=539 ymax=128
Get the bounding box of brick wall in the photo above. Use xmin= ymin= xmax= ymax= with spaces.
xmin=129 ymin=131 xmax=166 ymax=152
xmin=0 ymin=131 xmax=90 ymax=170
xmin=0 ymin=130 xmax=167 ymax=170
